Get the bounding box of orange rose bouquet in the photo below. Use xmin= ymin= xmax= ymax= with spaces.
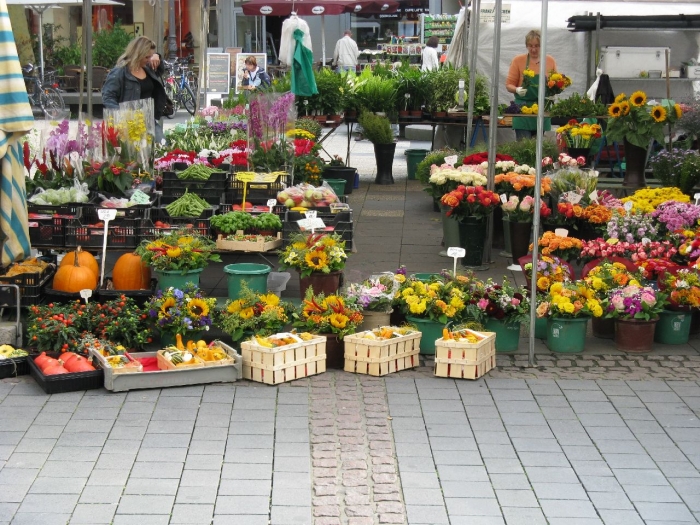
xmin=532 ymin=231 xmax=583 ymax=262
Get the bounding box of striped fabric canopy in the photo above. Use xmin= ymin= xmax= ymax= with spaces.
xmin=0 ymin=0 xmax=34 ymax=265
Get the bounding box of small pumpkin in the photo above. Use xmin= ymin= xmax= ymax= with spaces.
xmin=53 ymin=251 xmax=98 ymax=293
xmin=59 ymin=352 xmax=78 ymax=366
xmin=43 ymin=364 xmax=69 ymax=375
xmin=64 ymin=356 xmax=95 ymax=373
xmin=60 ymin=247 xmax=99 ymax=279
xmin=112 ymin=252 xmax=151 ymax=290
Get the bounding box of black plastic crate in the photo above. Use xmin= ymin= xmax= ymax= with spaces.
xmin=28 ymin=354 xmax=104 ymax=394
xmin=43 ymin=286 xmax=98 ymax=305
xmin=0 ymin=265 xmax=55 ymax=307
xmin=96 ymin=278 xmax=157 ymax=307
xmin=285 ymin=209 xmax=353 ymax=223
xmin=64 ymin=218 xmax=138 ymax=249
xmin=226 ymin=172 xmax=290 ymax=204
xmin=160 ymin=188 xmax=224 ymax=206
xmin=218 ymin=203 xmax=287 ymax=216
xmin=28 ymin=216 xmax=66 ymax=247
xmin=138 ymin=217 xmax=212 ymax=242
xmin=27 ymin=203 xmax=84 ymax=218
xmin=0 ymin=357 xmax=29 ymax=379
xmin=82 ymin=201 xmax=157 ymax=223
xmin=163 ymin=171 xmax=229 ymax=184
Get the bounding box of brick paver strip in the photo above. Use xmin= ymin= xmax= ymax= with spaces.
xmin=309 ymin=373 xmax=407 ymax=525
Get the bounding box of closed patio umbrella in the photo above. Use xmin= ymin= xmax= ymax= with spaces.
xmin=0 ymin=0 xmax=35 ymax=264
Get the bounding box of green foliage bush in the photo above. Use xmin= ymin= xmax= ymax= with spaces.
xmin=358 ymin=111 xmax=394 ymax=144
xmin=93 ymin=23 xmax=132 ymax=68
xmin=497 ymin=138 xmax=558 ymax=166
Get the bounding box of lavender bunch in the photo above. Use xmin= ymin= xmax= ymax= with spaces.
xmin=649 ymin=148 xmax=700 ymax=195
xmin=607 ymin=209 xmax=659 ymax=243
xmin=651 ymin=201 xmax=700 ymax=233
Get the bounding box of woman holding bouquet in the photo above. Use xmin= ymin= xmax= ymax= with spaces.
xmin=505 ymin=29 xmax=557 ymax=141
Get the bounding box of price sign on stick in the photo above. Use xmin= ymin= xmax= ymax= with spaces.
xmin=267 ymin=199 xmax=277 ymax=213
xmin=80 ymin=289 xmax=92 ymax=305
xmin=694 ymin=193 xmax=700 ymax=206
xmin=97 ymin=208 xmax=117 ymax=288
xmin=236 ymin=172 xmax=256 ymax=208
xmin=624 ymin=201 xmax=634 ymax=212
xmin=447 ymin=247 xmax=465 ymax=277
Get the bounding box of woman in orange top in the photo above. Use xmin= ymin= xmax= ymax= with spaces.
xmin=505 ymin=29 xmax=557 ymax=141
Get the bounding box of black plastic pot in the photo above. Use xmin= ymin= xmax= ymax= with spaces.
xmin=323 ymin=166 xmax=355 ymax=194
xmin=373 ymin=142 xmax=397 ymax=185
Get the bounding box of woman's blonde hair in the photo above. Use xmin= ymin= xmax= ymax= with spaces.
xmin=525 ymin=30 xmax=541 ymax=46
xmin=117 ymin=36 xmax=156 ymax=71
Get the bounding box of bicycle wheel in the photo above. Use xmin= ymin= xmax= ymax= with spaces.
xmin=164 ymin=82 xmax=179 ymax=118
xmin=181 ymin=84 xmax=196 ymax=116
xmin=39 ymin=86 xmax=65 ymax=119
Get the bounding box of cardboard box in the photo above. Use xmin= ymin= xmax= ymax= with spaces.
xmin=602 ymin=47 xmax=670 ymax=78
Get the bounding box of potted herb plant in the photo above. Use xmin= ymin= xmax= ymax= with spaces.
xmin=358 ymin=111 xmax=396 ymax=185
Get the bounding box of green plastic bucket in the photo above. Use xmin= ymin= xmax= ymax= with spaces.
xmin=406 ymin=149 xmax=429 ymax=180
xmin=324 ymin=178 xmax=346 ymax=196
xmin=485 ymin=318 xmax=521 ymax=352
xmin=224 ymin=263 xmax=271 ymax=299
xmin=406 ymin=316 xmax=445 ymax=355
xmin=155 ymin=269 xmax=203 ymax=291
xmin=413 ymin=273 xmax=442 ymax=282
xmin=546 ymin=316 xmax=589 ymax=353
xmin=535 ymin=316 xmax=548 ymax=339
xmin=654 ymin=309 xmax=691 ymax=345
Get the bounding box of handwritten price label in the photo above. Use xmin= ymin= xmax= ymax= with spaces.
xmin=97 ymin=209 xmax=117 ymax=221
xmin=447 ymin=247 xmax=466 ymax=258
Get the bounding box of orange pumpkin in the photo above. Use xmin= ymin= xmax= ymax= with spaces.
xmin=60 ymin=247 xmax=99 ymax=278
xmin=53 ymin=252 xmax=98 ymax=293
xmin=112 ymin=252 xmax=151 ymax=290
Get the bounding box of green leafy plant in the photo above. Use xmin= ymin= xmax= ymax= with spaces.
xmin=53 ymin=42 xmax=82 ymax=73
xmin=549 ymin=92 xmax=607 ymax=118
xmin=395 ymin=65 xmax=423 ymax=112
xmin=314 ymin=68 xmax=345 ymax=115
xmin=295 ymin=117 xmax=322 ymax=140
xmin=497 ymin=137 xmax=558 ymax=167
xmin=358 ymin=111 xmax=394 ymax=144
xmin=358 ymin=75 xmax=397 ymax=114
xmin=270 ymin=71 xmax=292 ymax=93
xmin=211 ymin=211 xmax=255 ymax=234
xmin=92 ymin=22 xmax=132 ymax=68
xmin=253 ymin=212 xmax=283 ymax=232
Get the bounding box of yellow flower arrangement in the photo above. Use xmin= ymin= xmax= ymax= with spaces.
xmin=537 ymin=281 xmax=603 ymax=319
xmin=521 ymin=103 xmax=539 ymax=115
xmin=146 ymin=283 xmax=217 ymax=337
xmin=523 ymin=255 xmax=572 ymax=293
xmin=584 ymin=261 xmax=641 ymax=300
xmin=279 ymin=233 xmax=347 ymax=278
xmin=555 ymin=120 xmax=603 ymax=149
xmin=218 ymin=284 xmax=292 ymax=341
xmin=136 ymin=229 xmax=221 ymax=272
xmin=393 ymin=277 xmax=467 ymax=323
xmin=286 ymin=128 xmax=316 ymax=140
xmin=620 ymin=187 xmax=689 ymax=214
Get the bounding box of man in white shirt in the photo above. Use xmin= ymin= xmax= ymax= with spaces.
xmin=333 ymin=30 xmax=360 ymax=73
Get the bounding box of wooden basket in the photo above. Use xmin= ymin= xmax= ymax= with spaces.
xmin=344 ymin=328 xmax=421 ymax=376
xmin=434 ymin=329 xmax=496 ymax=380
xmin=156 ymin=350 xmax=205 ymax=371
xmin=199 ymin=340 xmax=236 ymax=367
xmin=216 ymin=232 xmax=282 ymax=252
xmin=240 ymin=334 xmax=326 ymax=385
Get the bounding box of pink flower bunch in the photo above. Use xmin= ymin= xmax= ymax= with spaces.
xmin=606 ymin=285 xmax=665 ymax=321
xmin=651 ymin=201 xmax=700 ymax=233
xmin=557 ymin=153 xmax=585 ymax=168
xmin=580 ymin=239 xmax=677 ymax=262
xmin=199 ymin=106 xmax=220 ymax=118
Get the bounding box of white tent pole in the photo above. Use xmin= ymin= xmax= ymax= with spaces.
xmin=321 ymin=14 xmax=326 ymax=67
xmin=465 ymin=0 xmax=480 ymax=148
xmin=529 ymin=0 xmax=549 ymax=368
xmin=36 ymin=6 xmax=47 ymax=83
xmin=483 ymin=0 xmax=501 ymax=266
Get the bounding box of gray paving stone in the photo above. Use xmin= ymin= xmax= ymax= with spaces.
xmin=445 ymin=497 xmax=501 ymax=516
xmin=501 ymin=506 xmax=547 ymax=525
xmin=169 ymin=503 xmax=215 ymax=523
xmin=17 ymin=493 xmax=78 ymax=513
xmin=397 ymin=455 xmax=436 ymax=472
xmin=399 ymin=472 xmax=441 ymax=489
xmin=218 ymin=479 xmax=271 ymax=496
xmin=429 ymin=437 xmax=478 ymax=451
xmin=0 ymin=503 xmax=17 ymax=522
xmin=212 ymin=515 xmax=268 ymax=525
xmin=579 ymin=476 xmax=624 ymax=493
xmin=588 ymin=491 xmax=634 ymax=510
xmin=69 ymin=503 xmax=117 ymax=523
xmin=28 ymin=477 xmax=86 ymax=494
xmin=116 ymin=495 xmax=175 ymax=515
xmin=593 ymin=440 xmax=646 ymax=454
xmin=612 ymin=468 xmax=670 ymax=486
xmin=269 ymin=505 xmax=312 ymax=525
xmin=597 ymin=509 xmax=645 ymax=525
xmin=78 ymin=486 xmax=123 ymax=505
xmin=433 ymin=450 xmax=482 ymax=466
xmin=518 ymin=452 xmax=570 ymax=468
xmin=524 ymin=466 xmax=578 ymax=484
xmin=489 ymin=474 xmax=531 ymax=491
xmin=473 ymin=431 xmax=511 ymax=445
xmin=539 ymin=499 xmax=598 ymax=519
xmin=130 ymin=461 xmax=184 ymax=479
xmin=602 ymin=453 xmax=657 ymax=469
xmin=216 ymin=495 xmax=270 ymax=515
xmin=623 ymin=484 xmax=684 ymax=503
xmin=569 ymin=460 xmax=614 ymax=477
xmin=495 ymin=489 xmax=539 ymax=508
xmin=271 ymin=487 xmax=311 ymax=506
xmin=402 ymin=487 xmax=444 ymax=506
xmin=124 ymin=478 xmax=179 ymax=495
xmin=442 ymin=481 xmax=495 ymax=499
xmin=635 ymin=502 xmax=697 ymax=522
xmin=175 ymin=485 xmax=218 ymax=505
xmin=483 ymin=458 xmax=523 ymax=474
xmin=221 ymin=462 xmax=273 ymax=480
xmin=532 ymin=482 xmax=588 ymax=500
xmin=406 ymin=504 xmax=449 ymax=524
xmin=8 ymin=512 xmax=72 ymax=524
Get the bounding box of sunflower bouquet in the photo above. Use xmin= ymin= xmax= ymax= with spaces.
xmin=146 ymin=283 xmax=216 ymax=337
xmin=136 ymin=229 xmax=221 ymax=272
xmin=278 ymin=233 xmax=347 ymax=278
xmin=393 ymin=277 xmax=467 ymax=324
xmin=292 ymin=289 xmax=364 ymax=339
xmin=218 ymin=284 xmax=292 ymax=341
xmin=605 ymin=91 xmax=682 ymax=149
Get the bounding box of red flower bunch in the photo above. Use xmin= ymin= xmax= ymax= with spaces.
xmin=557 ymin=202 xmax=584 ymax=219
xmin=294 ymin=138 xmax=316 ymax=156
xmin=462 ymin=152 xmax=514 ymax=166
xmin=231 ymin=139 xmax=248 ymax=149
xmin=637 ymin=258 xmax=681 ymax=281
xmin=440 ymin=185 xmax=500 ymax=220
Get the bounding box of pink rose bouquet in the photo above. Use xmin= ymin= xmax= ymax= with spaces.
xmin=605 ymin=284 xmax=666 ymax=321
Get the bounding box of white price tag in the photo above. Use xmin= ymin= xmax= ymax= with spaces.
xmin=80 ymin=289 xmax=92 ymax=304
xmin=267 ymin=199 xmax=277 ymax=212
xmin=444 ymin=155 xmax=458 ymax=167
xmin=695 ymin=193 xmax=700 ymax=205
xmin=297 ymin=218 xmax=326 ymax=232
xmin=97 ymin=208 xmax=117 ymax=221
xmin=500 ymin=194 xmax=508 ymax=204
xmin=562 ymin=191 xmax=582 ymax=204
xmin=589 ymin=190 xmax=598 ymax=203
xmin=555 ymin=228 xmax=569 ymax=238
xmin=305 ymin=210 xmax=318 ymax=219
xmin=642 ymin=237 xmax=651 ymax=245
xmin=624 ymin=201 xmax=633 ymax=212
xmin=447 ymin=247 xmax=466 ymax=258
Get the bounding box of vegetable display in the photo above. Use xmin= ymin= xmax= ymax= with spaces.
xmin=253 ymin=213 xmax=282 ymax=231
xmin=164 ymin=191 xmax=210 ymax=217
xmin=210 ymin=211 xmax=254 ymax=234
xmin=0 ymin=345 xmax=27 ymax=359
xmin=176 ymin=164 xmax=218 ymax=181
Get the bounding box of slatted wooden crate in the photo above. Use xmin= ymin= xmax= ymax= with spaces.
xmin=434 ymin=329 xmax=496 ymax=380
xmin=343 ymin=328 xmax=421 ymax=376
xmin=240 ymin=334 xmax=326 ymax=385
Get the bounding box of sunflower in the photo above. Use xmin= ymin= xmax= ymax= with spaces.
xmin=188 ymin=298 xmax=210 ymax=318
xmin=619 ymin=101 xmax=630 ymax=116
xmin=630 ymin=91 xmax=647 ymax=107
xmin=240 ymin=307 xmax=254 ymax=320
xmin=227 ymin=299 xmax=244 ymax=314
xmin=608 ymin=103 xmax=622 ymax=118
xmin=329 ymin=313 xmax=349 ymax=329
xmin=674 ymin=103 xmax=682 ymax=119
xmin=259 ymin=293 xmax=280 ymax=307
xmin=325 ymin=296 xmax=345 ymax=311
xmin=160 ymin=297 xmax=176 ymax=315
xmin=166 ymin=247 xmax=182 ymax=258
xmin=614 ymin=93 xmax=627 ymax=103
xmin=305 ymin=250 xmax=328 ymax=270
xmin=651 ymin=105 xmax=667 ymax=123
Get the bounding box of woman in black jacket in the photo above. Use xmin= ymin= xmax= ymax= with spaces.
xmin=102 ymin=36 xmax=168 ymax=144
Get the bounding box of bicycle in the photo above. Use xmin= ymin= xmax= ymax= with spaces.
xmin=22 ymin=64 xmax=65 ymax=119
xmin=162 ymin=58 xmax=196 ymax=118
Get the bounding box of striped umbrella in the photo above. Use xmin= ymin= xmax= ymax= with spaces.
xmin=0 ymin=0 xmax=34 ymax=265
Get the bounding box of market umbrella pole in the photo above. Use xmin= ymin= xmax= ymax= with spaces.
xmin=529 ymin=0 xmax=549 ymax=368
xmin=483 ymin=0 xmax=502 ymax=265
xmin=321 ymin=15 xmax=326 ymax=68
xmin=0 ymin=0 xmax=35 ymax=265
xmin=465 ymin=0 xmax=481 ymax=148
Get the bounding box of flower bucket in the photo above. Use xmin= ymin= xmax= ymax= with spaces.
xmin=413 ymin=273 xmax=442 ymax=282
xmin=324 ymin=178 xmax=347 ymax=197
xmin=614 ymin=317 xmax=658 ymax=353
xmin=485 ymin=318 xmax=521 ymax=352
xmin=359 ymin=309 xmax=393 ymax=332
xmin=623 ymin=139 xmax=647 ymax=188
xmin=591 ymin=316 xmax=615 ymax=339
xmin=546 ymin=316 xmax=589 ymax=353
xmin=318 ymin=332 xmax=344 ymax=369
xmin=405 ymin=149 xmax=429 ymax=180
xmin=406 ymin=316 xmax=445 ymax=355
xmin=654 ymin=310 xmax=692 ymax=345
xmin=535 ymin=316 xmax=548 ymax=339
xmin=508 ymin=221 xmax=532 ymax=263
xmin=459 ymin=216 xmax=487 ymax=268
xmin=441 ymin=205 xmax=461 ymax=255
xmin=224 ymin=263 xmax=271 ymax=300
xmin=299 ymin=271 xmax=342 ymax=298
xmin=155 ymin=269 xmax=203 ymax=291
xmin=323 ymin=166 xmax=355 ymax=194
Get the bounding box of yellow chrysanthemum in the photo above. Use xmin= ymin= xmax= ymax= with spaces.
xmin=550 ymin=282 xmax=564 ymax=294
xmin=562 ymin=302 xmax=575 ymax=314
xmin=330 ymin=313 xmax=349 ymax=329
xmin=240 ymin=307 xmax=254 ymax=320
xmin=305 ymin=250 xmax=328 ymax=270
xmin=651 ymin=105 xmax=666 ymax=123
xmin=409 ymin=300 xmax=427 ymax=315
xmin=630 ymin=91 xmax=647 ymax=107
xmin=227 ymin=299 xmax=244 ymax=314
xmin=614 ymin=93 xmax=627 ymax=103
xmin=188 ymin=298 xmax=210 ymax=318
xmin=166 ymin=247 xmax=182 ymax=258
xmin=395 ymin=274 xmax=406 ymax=283
xmin=160 ymin=297 xmax=176 ymax=315
xmin=537 ymin=276 xmax=551 ymax=291
xmin=445 ymin=306 xmax=457 ymax=317
xmin=608 ymin=103 xmax=622 ymax=118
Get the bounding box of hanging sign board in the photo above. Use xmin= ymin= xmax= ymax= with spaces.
xmin=480 ymin=3 xmax=511 ymax=23
xmin=207 ymin=52 xmax=230 ymax=93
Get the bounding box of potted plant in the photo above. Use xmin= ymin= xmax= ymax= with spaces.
xmin=472 ymin=277 xmax=529 ymax=352
xmin=605 ymin=283 xmax=667 ymax=353
xmin=135 ymin=228 xmax=221 ymax=290
xmin=555 ymin=119 xmax=603 ymax=165
xmin=314 ymin=69 xmax=344 ymax=122
xmin=346 ymin=272 xmax=400 ymax=331
xmin=278 ymin=232 xmax=348 ymax=298
xmin=217 ymin=284 xmax=292 ymax=343
xmin=145 ymin=283 xmax=217 ymax=348
xmin=358 ymin=111 xmax=396 ymax=184
xmin=395 ymin=65 xmax=423 ymax=116
xmin=605 ymin=92 xmax=683 ymax=187
xmin=648 ymin=149 xmax=700 ymax=196
xmin=292 ymin=289 xmax=364 ymax=368
xmin=341 ymin=72 xmax=367 ymax=119
xmin=357 ymin=75 xmax=397 ymax=115
xmin=549 ymin=92 xmax=608 ymax=123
